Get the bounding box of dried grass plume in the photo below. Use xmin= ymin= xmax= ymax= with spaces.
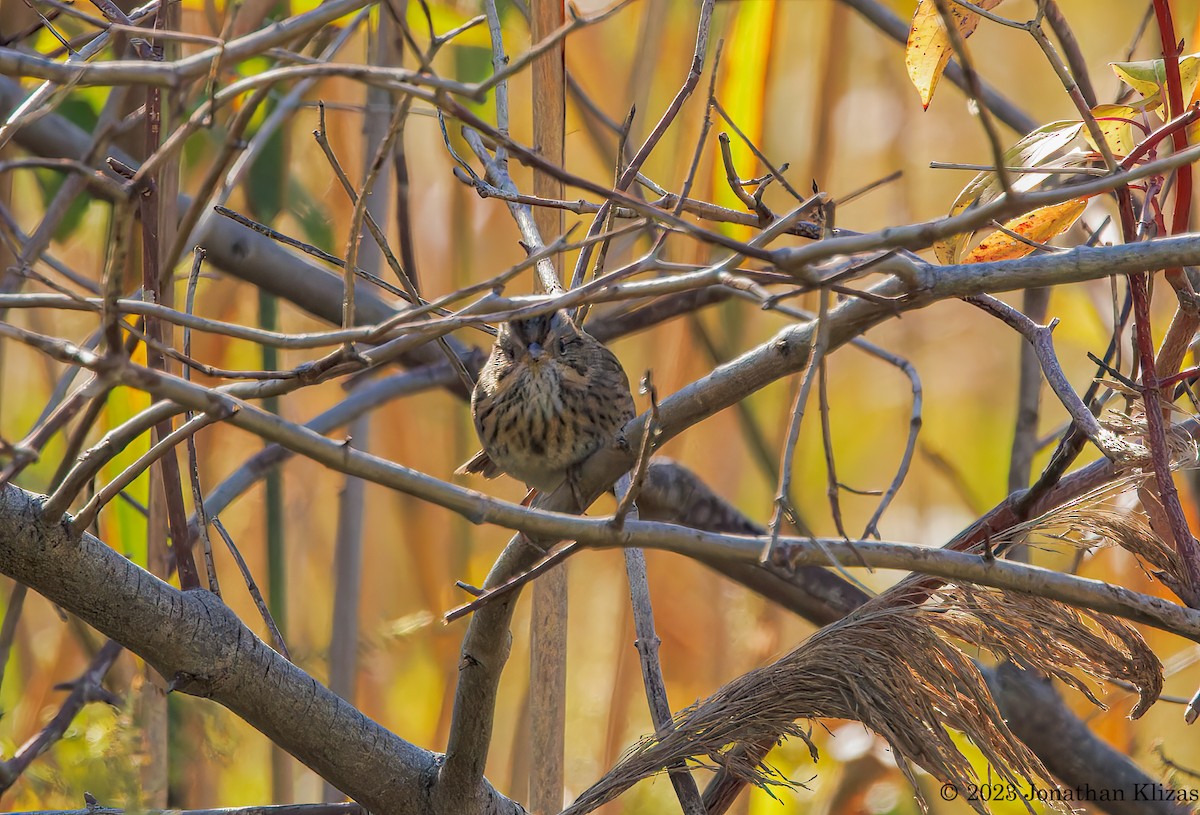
xmin=563 ymin=584 xmax=1161 ymax=814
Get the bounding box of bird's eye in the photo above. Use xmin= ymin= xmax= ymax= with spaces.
xmin=557 ymin=336 xmax=578 ymax=354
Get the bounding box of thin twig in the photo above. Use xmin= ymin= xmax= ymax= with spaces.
xmin=610 ymin=372 xmax=657 ymax=529
xmin=0 ymin=582 xmax=26 ymax=691
xmin=313 ymin=102 xmax=475 ymax=391
xmin=444 ymin=543 xmax=582 ymax=624
xmin=933 ymin=0 xmax=1012 ymax=197
xmin=1128 ymin=272 xmax=1200 ymax=601
xmin=211 ymin=517 xmax=291 ymax=660
xmin=765 ymin=294 xmax=827 ymax=557
xmin=0 ymin=638 xmax=123 ymax=793
xmin=965 ymin=294 xmax=1142 ymax=463
xmin=183 ymin=248 xmax=219 ymax=594
xmin=567 ymin=0 xmax=716 ymax=287
xmin=616 ymin=474 xmax=705 ymax=815
xmin=70 ymin=410 xmax=232 ymax=535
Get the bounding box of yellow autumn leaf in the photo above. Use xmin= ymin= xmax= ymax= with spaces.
xmin=934 ymin=120 xmax=1083 ymax=264
xmin=905 ymin=0 xmax=1003 ymax=109
xmin=1085 ymin=104 xmax=1139 ymax=158
xmin=963 ymin=198 xmax=1087 ymax=264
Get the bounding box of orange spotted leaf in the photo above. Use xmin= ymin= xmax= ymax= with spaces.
xmin=963 ymin=198 xmax=1087 ymax=264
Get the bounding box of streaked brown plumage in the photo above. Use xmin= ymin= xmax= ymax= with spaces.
xmin=456 ymin=311 xmax=635 ymax=493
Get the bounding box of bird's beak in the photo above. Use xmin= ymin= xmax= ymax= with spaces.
xmin=527 ymin=341 xmax=545 ymax=360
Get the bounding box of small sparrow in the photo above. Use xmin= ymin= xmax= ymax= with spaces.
xmin=456 ymin=310 xmax=635 ymax=494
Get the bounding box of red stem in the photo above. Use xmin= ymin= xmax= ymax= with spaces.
xmin=1130 ymin=272 xmax=1200 ymax=595
xmin=1152 ymin=0 xmax=1193 ymax=288
xmin=1129 ymin=0 xmax=1200 ymax=599
xmin=1119 ymin=104 xmax=1200 ymax=170
xmin=1157 ymin=364 xmax=1200 ymax=388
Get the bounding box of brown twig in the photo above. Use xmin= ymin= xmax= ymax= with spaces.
xmin=313 ymin=104 xmax=475 ymax=392
xmin=566 ymin=0 xmax=717 ymax=287
xmin=932 ymin=0 xmax=1011 ymax=197
xmin=182 ymin=248 xmax=219 ymax=594
xmin=70 ymin=408 xmax=231 ymax=535
xmin=1128 ymin=273 xmax=1200 ymax=602
xmin=610 ymin=372 xmax=657 ymax=530
xmin=965 ymin=294 xmax=1143 ymax=463
xmin=0 ymin=639 xmax=123 ymax=792
xmin=1150 ymin=0 xmax=1194 ymax=298
xmin=210 ymin=517 xmax=291 ymax=660
xmin=857 ymin=340 xmax=923 ymax=541
xmin=765 ymin=290 xmax=827 ymax=557
xmin=617 ymin=490 xmax=705 ymax=815
xmin=711 ymin=97 xmax=803 ymax=203
xmin=0 ymin=581 xmax=25 ymax=691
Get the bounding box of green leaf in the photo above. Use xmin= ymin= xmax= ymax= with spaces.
xmin=246 ymin=102 xmax=288 ymax=224
xmin=56 ymin=95 xmax=100 ymax=133
xmin=1111 ymin=53 xmax=1200 ymax=117
xmin=34 ymin=168 xmax=92 ymax=241
xmin=455 ymin=45 xmax=496 ymax=119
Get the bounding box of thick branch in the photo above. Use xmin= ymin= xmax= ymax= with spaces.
xmin=988 ymin=662 xmax=1192 ymax=815
xmin=0 ymin=486 xmax=518 ymax=815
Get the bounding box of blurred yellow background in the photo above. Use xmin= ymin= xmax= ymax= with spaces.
xmin=2 ymin=0 xmax=1199 ymax=812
